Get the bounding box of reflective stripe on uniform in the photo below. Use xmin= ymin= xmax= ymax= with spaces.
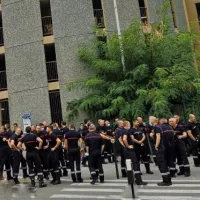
xmin=184 ymin=165 xmax=190 ymax=167
xmin=99 ymin=174 xmax=104 ymax=176
xmin=161 ymin=172 xmax=169 ymax=176
xmin=37 ymin=173 xmax=43 ymax=176
xmin=134 ymin=171 xmax=141 ymax=174
xmin=193 ymin=156 xmax=198 ymax=158
xmin=76 ymin=171 xmax=81 ymax=173
xmin=54 ymin=170 xmax=59 ymax=173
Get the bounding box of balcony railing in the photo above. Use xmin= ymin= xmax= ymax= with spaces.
xmin=41 ymin=16 xmax=53 ymax=36
xmin=94 ymin=9 xmax=105 ymax=28
xmin=0 ymin=27 xmax=4 ymax=46
xmin=0 ymin=71 xmax=7 ymax=90
xmin=46 ymin=61 xmax=58 ymax=82
xmin=140 ymin=7 xmax=148 ymax=23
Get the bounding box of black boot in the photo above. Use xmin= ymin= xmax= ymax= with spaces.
xmin=39 ymin=177 xmax=47 ymax=188
xmin=135 ymin=173 xmax=148 ymax=185
xmin=121 ymin=169 xmax=127 ymax=178
xmin=170 ymin=170 xmax=176 ymax=178
xmin=184 ymin=167 xmax=191 ymax=177
xmin=23 ymin=169 xmax=29 ymax=179
xmin=30 ymin=176 xmax=36 ymax=187
xmin=0 ymin=171 xmax=4 ymax=181
xmin=157 ymin=175 xmax=171 ymax=186
xmin=62 ymin=168 xmax=68 ymax=176
xmin=59 ymin=169 xmax=63 ymax=177
xmin=76 ymin=172 xmax=83 ymax=183
xmin=13 ymin=177 xmax=20 ymax=184
xmin=99 ymin=174 xmax=104 ymax=183
xmin=53 ymin=172 xmax=61 ymax=185
xmin=71 ymin=172 xmax=76 ymax=183
xmin=50 ymin=172 xmax=56 ymax=184
xmin=6 ymin=171 xmax=13 ymax=181
xmin=90 ymin=172 xmax=97 ymax=185
xmin=177 ymin=167 xmax=184 ymax=175
xmin=44 ymin=171 xmax=49 ymax=180
xmin=145 ymin=163 xmax=154 ymax=174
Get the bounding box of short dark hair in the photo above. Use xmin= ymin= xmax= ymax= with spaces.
xmin=61 ymin=121 xmax=67 ymax=126
xmin=69 ymin=123 xmax=75 ymax=130
xmin=47 ymin=125 xmax=53 ymax=131
xmin=26 ymin=126 xmax=31 ymax=133
xmin=13 ymin=123 xmax=18 ymax=126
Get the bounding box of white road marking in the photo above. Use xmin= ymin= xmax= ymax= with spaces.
xmin=137 ymin=189 xmax=200 ymax=194
xmin=61 ymin=188 xmax=124 ymax=193
xmin=50 ymin=194 xmax=122 ymax=199
xmin=71 ymin=182 xmax=128 ymax=187
xmin=138 ymin=183 xmax=200 ymax=188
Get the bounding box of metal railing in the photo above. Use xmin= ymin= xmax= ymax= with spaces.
xmin=0 ymin=71 xmax=7 ymax=90
xmin=94 ymin=9 xmax=105 ymax=28
xmin=46 ymin=61 xmax=58 ymax=82
xmin=41 ymin=16 xmax=53 ymax=36
xmin=0 ymin=27 xmax=4 ymax=46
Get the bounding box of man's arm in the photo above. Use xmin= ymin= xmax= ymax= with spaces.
xmin=64 ymin=138 xmax=68 ymax=150
xmin=155 ymin=133 xmax=161 ymax=150
xmin=17 ymin=141 xmax=23 ymax=151
xmin=123 ymin=135 xmax=133 ymax=149
xmin=51 ymin=138 xmax=61 ymax=151
xmin=36 ymin=137 xmax=43 ymax=150
xmin=10 ymin=139 xmax=18 ymax=150
xmin=187 ymin=130 xmax=196 ymax=141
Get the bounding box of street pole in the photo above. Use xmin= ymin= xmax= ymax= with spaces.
xmin=113 ymin=0 xmax=126 ymax=72
xmin=126 ymin=159 xmax=135 ymax=199
xmin=113 ymin=143 xmax=120 ymax=179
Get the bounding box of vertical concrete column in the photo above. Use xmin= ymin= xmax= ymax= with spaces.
xmin=2 ymin=0 xmax=51 ymax=126
xmin=50 ymin=0 xmax=94 ymax=121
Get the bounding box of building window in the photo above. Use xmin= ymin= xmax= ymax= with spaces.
xmin=40 ymin=0 xmax=53 ymax=36
xmin=0 ymin=100 xmax=10 ymax=126
xmin=49 ymin=90 xmax=63 ymax=125
xmin=0 ymin=55 xmax=7 ymax=91
xmin=170 ymin=0 xmax=178 ymax=29
xmin=0 ymin=11 xmax=4 ymax=46
xmin=196 ymin=3 xmax=200 ymax=26
xmin=92 ymin=0 xmax=105 ymax=28
xmin=138 ymin=0 xmax=148 ymax=24
xmin=44 ymin=44 xmax=58 ymax=82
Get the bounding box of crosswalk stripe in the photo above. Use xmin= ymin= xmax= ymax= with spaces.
xmin=138 ymin=183 xmax=200 ymax=188
xmin=71 ymin=182 xmax=128 ymax=187
xmin=137 ymin=189 xmax=200 ymax=194
xmin=138 ymin=196 xmax=199 ymax=200
xmin=50 ymin=194 xmax=122 ymax=199
xmin=61 ymin=188 xmax=124 ymax=192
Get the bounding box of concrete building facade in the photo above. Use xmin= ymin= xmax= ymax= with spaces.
xmin=0 ymin=0 xmax=199 ymax=127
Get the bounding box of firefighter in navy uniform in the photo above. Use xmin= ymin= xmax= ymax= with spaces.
xmin=64 ymin=123 xmax=83 ymax=183
xmin=186 ymin=114 xmax=200 ymax=167
xmin=35 ymin=124 xmax=49 ymax=180
xmin=115 ymin=120 xmax=127 ymax=177
xmin=17 ymin=126 xmax=47 ymax=188
xmin=11 ymin=123 xmax=29 ymax=178
xmin=52 ymin=123 xmax=68 ymax=176
xmin=96 ymin=119 xmax=108 ymax=164
xmin=150 ymin=117 xmax=171 ymax=186
xmin=159 ymin=118 xmax=176 ymax=177
xmin=169 ymin=118 xmax=190 ymax=177
xmin=10 ymin=128 xmax=23 ymax=184
xmin=85 ymin=124 xmax=105 ymax=185
xmin=46 ymin=125 xmax=61 ymax=185
xmin=61 ymin=121 xmax=70 ymax=169
xmin=105 ymin=120 xmax=114 ymax=163
xmin=0 ymin=126 xmax=13 ymax=181
xmin=130 ymin=120 xmax=153 ymax=174
xmin=122 ymin=121 xmax=147 ymax=185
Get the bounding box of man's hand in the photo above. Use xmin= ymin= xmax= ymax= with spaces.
xmin=85 ymin=152 xmax=89 ymax=157
xmin=155 ymin=146 xmax=158 ymax=151
xmin=3 ymin=138 xmax=7 ymax=142
xmin=35 ymin=147 xmax=40 ymax=150
xmin=51 ymin=147 xmax=56 ymax=152
xmin=178 ymin=136 xmax=182 ymax=140
xmin=128 ymin=145 xmax=134 ymax=149
xmin=111 ymin=139 xmax=115 ymax=144
xmin=43 ymin=146 xmax=48 ymax=150
xmin=150 ymin=133 xmax=154 ymax=138
xmin=138 ymin=140 xmax=142 ymax=145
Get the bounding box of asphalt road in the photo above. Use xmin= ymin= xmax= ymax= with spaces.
xmin=0 ymin=157 xmax=200 ymax=200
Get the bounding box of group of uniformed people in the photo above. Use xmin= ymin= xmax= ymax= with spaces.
xmin=0 ymin=113 xmax=200 ymax=188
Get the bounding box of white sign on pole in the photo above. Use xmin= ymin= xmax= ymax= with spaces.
xmin=22 ymin=113 xmax=32 ymax=133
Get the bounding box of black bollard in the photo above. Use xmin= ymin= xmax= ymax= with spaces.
xmin=126 ymin=159 xmax=135 ymax=199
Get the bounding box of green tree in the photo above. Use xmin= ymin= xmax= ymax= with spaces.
xmin=66 ymin=18 xmax=200 ymax=122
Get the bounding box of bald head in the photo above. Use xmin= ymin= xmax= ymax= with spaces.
xmin=189 ymin=114 xmax=196 ymax=122
xmin=137 ymin=117 xmax=143 ymax=124
xmin=159 ymin=118 xmax=167 ymax=125
xmin=89 ymin=124 xmax=96 ymax=132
